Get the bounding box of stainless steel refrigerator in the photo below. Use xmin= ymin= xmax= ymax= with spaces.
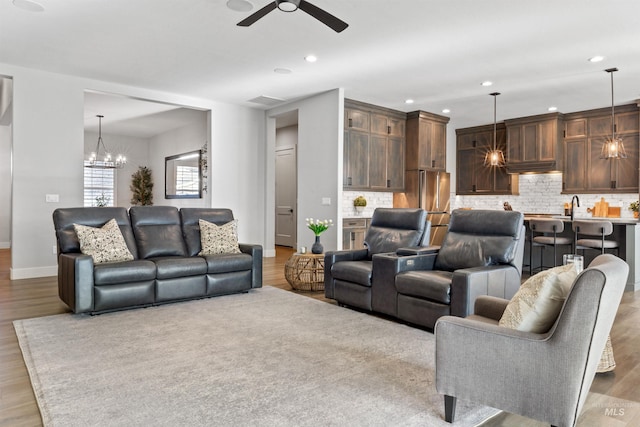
xmin=393 ymin=171 xmax=450 ymax=246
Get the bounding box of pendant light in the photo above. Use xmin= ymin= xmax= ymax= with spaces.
xmin=87 ymin=115 xmax=127 ymax=169
xmin=600 ymin=68 xmax=627 ymax=159
xmin=484 ymin=92 xmax=506 ymax=167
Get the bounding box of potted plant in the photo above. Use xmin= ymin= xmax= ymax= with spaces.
xmin=305 ymin=218 xmax=333 ymax=254
xmin=353 ymin=195 xmax=367 ymax=214
xmin=630 ymin=201 xmax=639 ymax=219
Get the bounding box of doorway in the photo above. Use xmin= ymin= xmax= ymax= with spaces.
xmin=274 ymin=111 xmax=299 ymax=249
xmin=0 ymin=76 xmax=13 ymax=253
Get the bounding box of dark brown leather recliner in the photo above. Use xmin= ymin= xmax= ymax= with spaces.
xmin=373 ymin=209 xmax=525 ymax=329
xmin=324 ymin=208 xmax=431 ymax=312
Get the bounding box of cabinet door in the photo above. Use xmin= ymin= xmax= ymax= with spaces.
xmin=563 ymin=139 xmax=588 ymax=192
xmin=388 ymin=117 xmax=405 ymax=137
xmin=342 ymin=227 xmax=366 ymax=249
xmin=429 ymin=121 xmax=447 ymax=170
xmin=456 ymin=148 xmax=476 ymax=194
xmin=346 ymin=109 xmax=370 ymax=132
xmin=588 ymin=137 xmax=614 ymax=191
xmin=507 ymin=126 xmax=522 ymax=163
xmin=369 ymin=135 xmax=387 ymax=189
xmin=386 ymin=136 xmax=405 ymax=190
xmin=565 ymin=118 xmax=587 ymax=138
xmin=344 ymin=130 xmax=370 ymax=188
xmin=370 ymin=113 xmax=389 ymax=135
xmin=538 ymin=119 xmax=557 ymax=161
xmin=613 ymin=133 xmax=639 ymax=191
xmin=522 ymin=123 xmax=538 ymax=162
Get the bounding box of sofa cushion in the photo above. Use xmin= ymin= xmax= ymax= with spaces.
xmin=395 ymin=270 xmax=453 ymax=304
xmin=74 ymin=219 xmax=134 ymax=264
xmin=202 ymin=253 xmax=253 ymax=274
xmin=130 ymin=206 xmax=187 ymax=259
xmin=93 ymin=259 xmax=157 ymax=285
xmin=198 ymin=219 xmax=241 ymax=255
xmin=331 ymin=261 xmax=373 ymax=287
xmin=153 ymin=256 xmax=208 ymax=280
xmin=499 ymin=263 xmax=577 ymax=333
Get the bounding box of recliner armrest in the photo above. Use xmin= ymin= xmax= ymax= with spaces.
xmin=395 ymin=245 xmax=440 ymax=256
xmin=58 ymin=252 xmax=95 ymax=314
xmin=324 ymin=248 xmax=369 ymax=298
xmin=239 ymin=243 xmax=263 ymax=288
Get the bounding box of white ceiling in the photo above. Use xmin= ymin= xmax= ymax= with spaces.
xmin=2 ymin=0 xmax=640 ymax=133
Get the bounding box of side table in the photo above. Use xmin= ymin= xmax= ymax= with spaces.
xmin=284 ymin=253 xmax=325 ymax=291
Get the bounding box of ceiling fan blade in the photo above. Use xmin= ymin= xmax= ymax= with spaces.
xmin=298 ymin=0 xmax=348 ymax=33
xmin=237 ymin=2 xmax=278 ymax=27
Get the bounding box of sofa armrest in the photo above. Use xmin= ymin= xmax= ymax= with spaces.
xmin=239 ymin=243 xmax=263 ymax=289
xmin=370 ymin=251 xmax=439 ymax=316
xmin=323 ymin=248 xmax=369 ymax=298
xmin=395 ymin=245 xmax=440 ymax=256
xmin=58 ymin=253 xmax=95 ymax=314
xmin=449 ymin=264 xmax=521 ymax=318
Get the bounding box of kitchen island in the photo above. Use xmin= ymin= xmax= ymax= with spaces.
xmin=524 ymin=215 xmax=639 ymax=292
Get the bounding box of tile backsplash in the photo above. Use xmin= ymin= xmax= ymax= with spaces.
xmin=343 ymin=191 xmax=393 ymax=217
xmin=452 ymin=173 xmax=638 ymax=219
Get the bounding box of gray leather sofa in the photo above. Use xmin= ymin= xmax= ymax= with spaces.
xmin=53 ymin=206 xmax=262 ymax=314
xmin=374 ymin=209 xmax=525 ymax=329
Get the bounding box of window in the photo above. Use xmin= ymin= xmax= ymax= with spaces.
xmin=175 ymin=165 xmax=200 ymax=196
xmin=83 ymin=161 xmax=115 ymax=207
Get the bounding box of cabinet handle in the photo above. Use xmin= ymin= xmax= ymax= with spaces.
xmin=562 ymin=182 xmax=566 ymax=190
xmin=563 ymin=130 xmax=566 ymax=138
xmin=350 ymin=232 xmax=355 ymax=242
xmin=348 ymin=118 xmax=353 ymax=128
xmin=387 ymin=125 xmax=391 ymax=134
xmin=386 ymin=179 xmax=391 ymax=188
xmin=472 ymin=140 xmax=477 ymax=148
xmin=611 ymin=180 xmax=617 ymax=189
xmin=431 ymin=160 xmax=436 ymax=168
xmin=347 ymin=177 xmax=352 ymax=186
xmin=472 ymin=184 xmax=476 ymax=192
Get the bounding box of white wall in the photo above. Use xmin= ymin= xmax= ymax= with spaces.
xmin=148 ymin=117 xmax=209 ymax=208
xmin=267 ymin=89 xmax=343 ymax=255
xmin=0 ymin=124 xmax=11 ymax=248
xmin=0 ymin=62 xmax=266 ymax=279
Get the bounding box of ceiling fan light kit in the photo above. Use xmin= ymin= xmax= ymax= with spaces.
xmin=237 ymin=0 xmax=348 ymax=33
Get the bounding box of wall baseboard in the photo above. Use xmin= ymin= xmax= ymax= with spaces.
xmin=263 ymin=248 xmax=276 ymax=258
xmin=0 ymin=241 xmax=10 ymax=249
xmin=10 ymin=265 xmax=57 ymax=280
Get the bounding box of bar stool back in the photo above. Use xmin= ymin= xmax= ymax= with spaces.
xmin=528 ymin=218 xmax=573 ymax=275
xmin=573 ymin=220 xmax=619 ymax=255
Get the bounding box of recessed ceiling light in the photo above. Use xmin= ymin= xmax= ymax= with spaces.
xmin=226 ymin=0 xmax=253 ymax=12
xmin=481 ymin=81 xmax=493 ymax=87
xmin=548 ymin=106 xmax=558 ymax=112
xmin=274 ymin=68 xmax=292 ymax=74
xmin=405 ymin=99 xmax=414 ymax=104
xmin=305 ymin=55 xmax=317 ymax=63
xmin=442 ymin=109 xmax=451 ymax=114
xmin=589 ymin=56 xmax=605 ymax=63
xmin=12 ymin=0 xmax=44 ymax=12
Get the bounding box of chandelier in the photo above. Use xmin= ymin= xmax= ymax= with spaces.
xmin=87 ymin=115 xmax=127 ymax=169
xmin=600 ymin=68 xmax=627 ymax=159
xmin=484 ymin=92 xmax=506 ymax=167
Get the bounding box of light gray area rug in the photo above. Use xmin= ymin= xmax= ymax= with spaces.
xmin=14 ymin=286 xmax=500 ymax=426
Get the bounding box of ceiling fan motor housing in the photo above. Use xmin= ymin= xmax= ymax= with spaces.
xmin=277 ymin=0 xmax=300 ymax=12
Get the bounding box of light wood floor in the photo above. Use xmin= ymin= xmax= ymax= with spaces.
xmin=1 ymin=247 xmax=639 ymax=426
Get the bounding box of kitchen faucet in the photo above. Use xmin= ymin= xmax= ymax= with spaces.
xmin=571 ymin=195 xmax=580 ymax=221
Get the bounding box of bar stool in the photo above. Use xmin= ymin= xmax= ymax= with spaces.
xmin=573 ymin=220 xmax=619 ymax=255
xmin=528 ymin=218 xmax=573 ymax=275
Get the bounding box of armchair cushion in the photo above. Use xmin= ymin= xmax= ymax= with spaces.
xmin=499 ymin=263 xmax=578 ymax=333
xmin=331 ymin=260 xmax=373 ymax=286
xmin=73 ymin=219 xmax=134 ymax=264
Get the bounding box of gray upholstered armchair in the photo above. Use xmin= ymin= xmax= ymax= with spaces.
xmin=324 ymin=208 xmax=430 ymax=311
xmin=435 ymin=254 xmax=629 ymax=427
xmin=372 ymin=209 xmax=525 ymax=329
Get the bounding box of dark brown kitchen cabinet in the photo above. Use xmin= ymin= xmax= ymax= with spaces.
xmin=405 ymin=110 xmax=450 ymax=171
xmin=505 ymin=113 xmax=564 ymax=173
xmin=344 ymin=99 xmax=406 ymax=191
xmin=456 ymin=123 xmax=518 ymax=195
xmin=562 ymin=104 xmax=639 ymax=194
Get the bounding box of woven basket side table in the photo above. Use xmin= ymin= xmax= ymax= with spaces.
xmin=284 ymin=253 xmax=325 ymax=291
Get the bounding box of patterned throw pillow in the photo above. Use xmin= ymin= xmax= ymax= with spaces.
xmin=499 ymin=263 xmax=578 ymax=333
xmin=73 ymin=219 xmax=134 ymax=264
xmin=198 ymin=219 xmax=241 ymax=255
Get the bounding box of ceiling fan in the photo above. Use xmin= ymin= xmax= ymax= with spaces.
xmin=237 ymin=0 xmax=348 ymax=33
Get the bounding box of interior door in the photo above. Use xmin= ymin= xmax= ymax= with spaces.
xmin=275 ymin=146 xmax=297 ymax=247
